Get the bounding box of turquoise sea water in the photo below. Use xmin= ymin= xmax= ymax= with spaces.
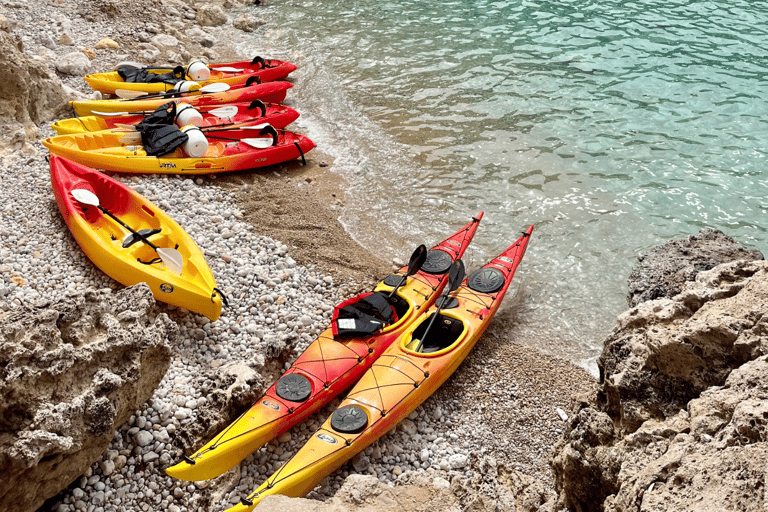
xmin=241 ymin=0 xmax=768 ymax=371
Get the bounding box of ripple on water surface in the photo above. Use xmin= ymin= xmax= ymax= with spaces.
xmin=244 ymin=0 xmax=768 ymax=371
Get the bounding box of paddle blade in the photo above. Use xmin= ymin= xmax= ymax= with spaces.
xmin=71 ymin=188 xmax=100 ymax=206
xmin=90 ymin=110 xmax=132 ymax=116
xmin=242 ymin=138 xmax=274 ymax=149
xmin=407 ymin=244 xmax=428 ymax=276
xmin=119 ymin=132 xmax=143 ymax=144
xmin=157 ymin=248 xmax=184 ymax=275
xmin=112 ymin=61 xmax=146 ymax=71
xmin=207 ymin=105 xmax=239 ymax=119
xmin=115 ymin=89 xmax=149 ymax=99
xmin=199 ymin=82 xmax=230 ymax=93
xmin=446 ymin=259 xmax=466 ymax=293
xmin=211 ymin=66 xmax=244 ymax=73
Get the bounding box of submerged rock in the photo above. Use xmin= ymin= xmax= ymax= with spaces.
xmin=0 ymin=284 xmax=176 ymax=512
xmin=552 ymin=231 xmax=768 ymax=512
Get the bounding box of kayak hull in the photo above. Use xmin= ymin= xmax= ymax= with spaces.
xmin=228 ymin=225 xmax=533 ymax=511
xmin=42 ymin=128 xmax=315 ymax=175
xmin=49 ymin=154 xmax=222 ymax=320
xmin=165 ymin=213 xmax=484 ymax=482
xmin=52 ymin=102 xmax=300 ymax=135
xmin=71 ymin=82 xmax=292 ymax=117
xmin=85 ymin=58 xmax=296 ymax=95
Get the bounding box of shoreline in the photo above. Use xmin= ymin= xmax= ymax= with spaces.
xmin=1 ymin=2 xmax=597 ymax=511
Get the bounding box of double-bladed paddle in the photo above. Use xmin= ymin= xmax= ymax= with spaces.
xmin=90 ymin=105 xmax=240 ymax=119
xmin=115 ymin=82 xmax=230 ymax=100
xmin=413 ymin=258 xmax=465 ymax=353
xmin=71 ymin=188 xmax=184 ymax=275
xmin=388 ymin=244 xmax=427 ymax=298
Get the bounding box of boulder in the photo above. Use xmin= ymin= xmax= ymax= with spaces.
xmin=55 ymin=51 xmax=91 ymax=75
xmin=0 ymin=31 xmax=69 ymax=142
xmin=0 ymin=284 xmax=177 ymax=512
xmin=627 ymin=228 xmax=762 ymax=308
xmin=196 ymin=4 xmax=228 ymax=27
xmin=551 ymin=231 xmax=768 ymax=512
xmin=233 ymin=13 xmax=265 ymax=33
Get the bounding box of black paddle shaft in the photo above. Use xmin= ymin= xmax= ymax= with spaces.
xmin=96 ymin=205 xmax=159 ymax=250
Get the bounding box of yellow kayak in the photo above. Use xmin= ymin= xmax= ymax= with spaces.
xmin=49 ymin=154 xmax=223 ymax=320
xmin=70 ymin=81 xmax=292 ymax=117
xmin=84 ymin=57 xmax=296 ymax=95
xmin=227 ymin=225 xmax=534 ymax=511
xmin=42 ymin=126 xmax=315 ymax=175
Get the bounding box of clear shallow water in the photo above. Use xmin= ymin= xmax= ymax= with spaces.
xmin=241 ymin=0 xmax=768 ymax=371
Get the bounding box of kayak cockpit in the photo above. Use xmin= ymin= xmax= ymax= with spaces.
xmin=404 ymin=312 xmax=468 ymax=356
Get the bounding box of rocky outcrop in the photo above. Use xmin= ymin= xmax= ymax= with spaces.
xmin=551 ymin=231 xmax=768 ymax=512
xmin=0 ymin=284 xmax=177 ymax=512
xmin=626 ymin=228 xmax=763 ymax=308
xmin=0 ymin=31 xmax=69 ymax=148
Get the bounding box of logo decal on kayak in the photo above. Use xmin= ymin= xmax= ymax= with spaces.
xmin=261 ymin=399 xmax=280 ymax=410
xmin=160 ymin=163 xmax=177 ymax=169
xmin=316 ymin=433 xmax=337 ymax=444
xmin=159 ymin=283 xmax=174 ymax=293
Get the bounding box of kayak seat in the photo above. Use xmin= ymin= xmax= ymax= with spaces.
xmin=411 ymin=314 xmax=464 ymax=353
xmin=332 ymin=291 xmax=399 ymax=339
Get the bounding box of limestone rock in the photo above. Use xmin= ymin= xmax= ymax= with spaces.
xmin=196 ymin=4 xmax=228 ymax=27
xmin=171 ymin=359 xmax=264 ymax=456
xmin=58 ymin=32 xmax=74 ymax=46
xmin=551 ymin=230 xmax=768 ymax=512
xmin=95 ymin=37 xmax=119 ymax=49
xmin=56 ymin=51 xmax=91 ymax=75
xmin=151 ymin=33 xmax=179 ymax=48
xmin=627 ymin=228 xmax=763 ymax=308
xmin=0 ymin=284 xmax=176 ymax=512
xmin=233 ymin=13 xmax=265 ymax=33
xmin=0 ymin=31 xmax=69 ymax=145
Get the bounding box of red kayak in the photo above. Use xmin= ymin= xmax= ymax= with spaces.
xmin=166 ymin=213 xmax=484 ymax=481
xmin=52 ymin=101 xmax=300 ymax=136
xmin=71 ymin=81 xmax=293 ymax=117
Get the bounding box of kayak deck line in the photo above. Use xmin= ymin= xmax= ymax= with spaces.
xmin=230 ymin=225 xmax=533 ymax=510
xmin=165 ymin=214 xmax=484 ymax=482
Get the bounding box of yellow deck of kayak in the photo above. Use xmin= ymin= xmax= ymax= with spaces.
xmin=51 ymin=156 xmax=222 ymax=320
xmin=227 ymin=227 xmax=534 ymax=511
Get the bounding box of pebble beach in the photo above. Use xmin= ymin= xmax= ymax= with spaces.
xmin=1 ymin=1 xmax=597 ymax=511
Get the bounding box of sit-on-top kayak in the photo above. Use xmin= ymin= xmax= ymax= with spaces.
xmin=165 ymin=213 xmax=484 ymax=482
xmin=227 ymin=224 xmax=533 ymax=511
xmin=49 ymin=154 xmax=224 ymax=320
xmin=52 ymin=101 xmax=300 ymax=135
xmin=42 ymin=125 xmax=315 ymax=175
xmin=70 ymin=81 xmax=292 ymax=117
xmin=84 ymin=57 xmax=296 ymax=95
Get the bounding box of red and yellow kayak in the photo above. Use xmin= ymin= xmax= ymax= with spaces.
xmin=84 ymin=57 xmax=296 ymax=95
xmin=42 ymin=126 xmax=315 ymax=175
xmin=165 ymin=213 xmax=484 ymax=482
xmin=52 ymin=101 xmax=300 ymax=136
xmin=227 ymin=224 xmax=533 ymax=511
xmin=70 ymin=81 xmax=292 ymax=117
xmin=49 ymin=154 xmax=223 ymax=320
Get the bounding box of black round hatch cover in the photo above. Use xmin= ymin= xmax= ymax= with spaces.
xmin=467 ymin=267 xmax=505 ymax=293
xmin=435 ymin=296 xmax=459 ymax=309
xmin=421 ymin=250 xmax=452 ymax=275
xmin=330 ymin=405 xmax=368 ymax=434
xmin=275 ymin=373 xmax=312 ymax=403
xmin=383 ymin=274 xmax=403 ymax=287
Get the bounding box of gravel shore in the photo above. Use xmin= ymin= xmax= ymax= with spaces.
xmin=2 ymin=1 xmax=597 ymax=511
